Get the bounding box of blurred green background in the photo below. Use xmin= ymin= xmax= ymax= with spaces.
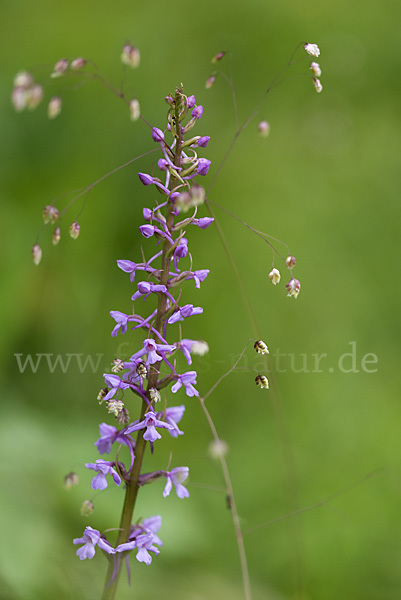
xmin=1 ymin=0 xmax=400 ymax=599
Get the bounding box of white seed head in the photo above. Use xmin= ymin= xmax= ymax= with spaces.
xmin=14 ymin=71 xmax=34 ymax=88
xmin=304 ymin=43 xmax=320 ymax=58
xmin=209 ymin=439 xmax=229 ymax=459
xmin=32 ymin=244 xmax=42 ymax=266
xmin=111 ymin=358 xmax=125 ymax=373
xmin=258 ymin=120 xmax=270 ymax=137
xmin=11 ymin=86 xmax=28 ymax=112
xmin=48 ymin=96 xmax=62 ymax=119
xmin=268 ymin=267 xmax=281 ymax=285
xmin=211 ymin=51 xmax=226 ymax=63
xmin=71 ymin=58 xmax=87 ymax=70
xmin=80 ymin=500 xmax=94 ymax=516
xmin=254 ymin=340 xmax=269 ymax=355
xmin=149 ymin=388 xmax=161 ymax=403
xmin=69 ymin=221 xmax=80 ymax=239
xmin=129 ymin=98 xmax=140 ymax=121
xmin=107 ymin=399 xmax=124 ymax=417
xmin=97 ymin=387 xmax=109 ymax=403
xmin=205 ymin=75 xmax=215 ymax=89
xmin=286 ymin=278 xmax=301 ymax=299
xmin=191 ymin=340 xmax=209 ymax=356
xmin=255 ymin=374 xmax=269 ymax=389
xmin=26 ymin=84 xmax=44 ymax=110
xmin=52 ymin=226 xmax=61 ymax=246
xmin=43 ymin=205 xmax=59 ymax=225
xmin=64 ymin=472 xmax=79 ymax=490
xmin=285 ymin=255 xmax=296 ymax=269
xmin=136 ymin=361 xmax=147 ymax=379
xmin=313 ymin=78 xmax=323 ymax=93
xmin=310 ymin=62 xmax=322 ymax=77
xmin=121 ymin=45 xmax=140 ymax=68
xmin=51 ymin=58 xmax=69 ymax=78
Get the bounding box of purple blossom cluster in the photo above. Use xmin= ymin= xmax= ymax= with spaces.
xmin=74 ymin=88 xmax=212 ymax=573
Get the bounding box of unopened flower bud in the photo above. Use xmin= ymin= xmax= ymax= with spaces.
xmin=164 ymin=94 xmax=174 ymax=105
xmin=129 ymin=98 xmax=140 ymax=121
xmin=11 ymin=86 xmax=27 ymax=112
xmin=192 ymin=340 xmax=209 ymax=356
xmin=205 ymin=75 xmax=215 ymax=89
xmin=14 ymin=71 xmax=34 ymax=88
xmin=43 ymin=205 xmax=59 ymax=225
xmin=71 ymin=57 xmax=87 ymax=70
xmin=310 ymin=62 xmax=322 ymax=77
xmin=69 ymin=221 xmax=80 ymax=239
xmin=80 ymin=500 xmax=94 ymax=516
xmin=286 ymin=278 xmax=301 ymax=299
xmin=121 ymin=44 xmax=140 ymax=68
xmin=191 ymin=105 xmax=203 ymax=119
xmin=186 ymin=94 xmax=196 ymax=109
xmin=52 ymin=226 xmax=61 ymax=246
xmin=97 ymin=387 xmax=109 ymax=403
xmin=32 ymin=244 xmax=42 ymax=266
xmin=197 ymin=136 xmax=210 ymax=148
xmin=64 ymin=472 xmax=79 ymax=490
xmin=107 ymin=399 xmax=124 ymax=417
xmin=51 ymin=59 xmax=69 ymax=78
xmin=254 ymin=340 xmax=269 ymax=355
xmin=197 ymin=158 xmax=211 ymax=176
xmin=285 ymin=255 xmax=296 ymax=269
xmin=111 ymin=358 xmax=125 ymax=373
xmin=211 ymin=51 xmax=226 ymax=63
xmin=149 ymin=388 xmax=161 ymax=403
xmin=258 ymin=120 xmax=270 ymax=137
xmin=48 ymin=96 xmax=62 ymax=119
xmin=209 ymin=439 xmax=229 ymax=459
xmin=313 ymin=78 xmax=323 ymax=93
xmin=151 ymin=127 xmax=165 ymax=143
xmin=157 ymin=158 xmax=168 ymax=171
xmin=255 ymin=374 xmax=269 ymax=389
xmin=26 ymin=84 xmax=44 ymax=110
xmin=268 ymin=267 xmax=280 ymax=285
xmin=304 ymin=43 xmax=320 ymax=58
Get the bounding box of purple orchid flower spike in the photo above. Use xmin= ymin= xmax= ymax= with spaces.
xmin=110 ymin=310 xmax=131 ymax=336
xmin=69 ymin=87 xmax=217 ymax=589
xmin=131 ymin=281 xmax=176 ymax=305
xmin=168 ymin=303 xmax=203 ymax=324
xmin=73 ymin=527 xmax=115 ymax=560
xmin=103 ymin=373 xmax=130 ymax=400
xmin=163 ymin=467 xmax=190 ymax=498
xmin=95 ymin=423 xmax=128 ymax=454
xmin=125 ymin=410 xmax=174 ymax=442
xmin=117 ymin=259 xmax=159 ymax=282
xmin=156 ymin=405 xmax=185 ymax=437
xmin=95 ymin=423 xmax=136 ymax=471
xmin=129 ymin=338 xmax=176 ymax=366
xmin=188 ymin=269 xmax=209 ymax=288
xmin=134 ymin=533 xmax=161 ymax=565
xmin=85 ymin=459 xmax=122 ymax=490
xmin=171 ymin=371 xmax=199 ymax=397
